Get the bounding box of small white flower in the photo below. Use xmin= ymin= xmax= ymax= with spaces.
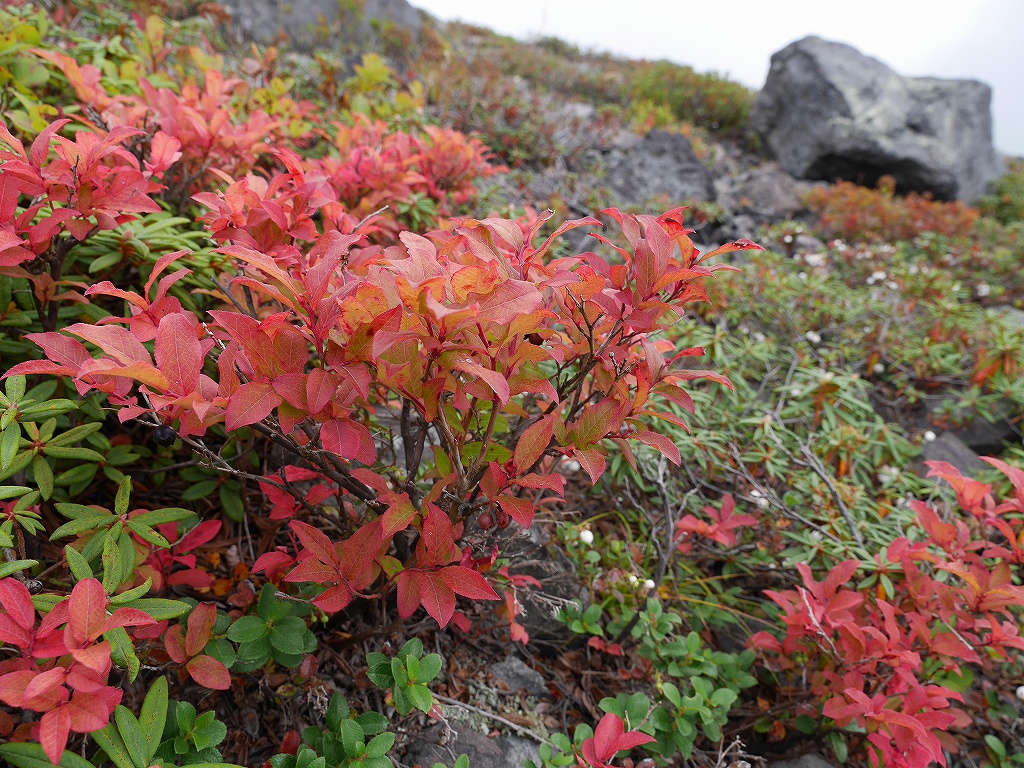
xmin=578 ymin=529 xmax=594 ymax=545
xmin=798 ymin=271 xmax=808 ymax=281
xmin=877 ymin=465 xmax=900 ymax=485
xmin=804 ymin=253 xmax=825 ymax=267
xmin=908 ymin=265 xmax=919 ymax=275
xmin=810 ymin=530 xmax=823 ymax=541
xmin=886 ymin=281 xmax=899 ymax=290
xmin=562 ymin=459 xmax=582 ymax=473
xmin=872 ymin=270 xmax=887 ymax=281
xmin=865 ymin=276 xmax=876 ymax=285
xmin=783 ymin=234 xmax=793 ymax=244
xmin=976 ymin=283 xmax=991 ymax=297
xmin=873 ymin=362 xmax=885 ymax=374
xmin=805 ymin=330 xmax=821 ymax=344
xmin=753 ymin=331 xmax=766 ymax=343
xmin=790 ymin=388 xmax=802 ymax=397
xmin=643 ymin=579 xmax=656 ymax=590
xmin=863 ymin=325 xmax=872 ymax=333
xmin=750 ymin=489 xmax=762 ymax=498
xmin=820 ymin=372 xmax=834 ymax=383
xmin=923 ymin=430 xmax=937 ymax=443
xmin=755 ymin=497 xmax=770 ymax=509
xmin=1016 ymin=685 xmax=1024 ymax=703
xmin=628 ymin=574 xmax=639 ymax=585
xmin=951 ymin=282 xmax=961 ymax=292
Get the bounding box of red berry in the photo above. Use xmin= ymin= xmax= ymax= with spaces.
xmin=496 ymin=508 xmax=510 ymax=529
xmin=478 ymin=510 xmax=495 ymax=531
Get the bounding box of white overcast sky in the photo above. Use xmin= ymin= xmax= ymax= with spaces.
xmin=411 ymin=0 xmax=1024 ymax=156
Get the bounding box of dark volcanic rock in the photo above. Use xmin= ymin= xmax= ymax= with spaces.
xmin=602 ymin=129 xmax=715 ymax=207
xmin=404 ymin=725 xmax=540 ymax=768
xmin=714 ymin=162 xmax=821 ymax=223
xmin=916 ymin=432 xmax=987 ymax=477
xmin=751 ymin=36 xmax=1003 ymax=202
xmin=220 ymin=0 xmax=423 ymax=52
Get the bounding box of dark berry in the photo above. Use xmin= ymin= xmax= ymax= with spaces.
xmin=495 ymin=508 xmax=510 ymax=529
xmin=478 ymin=510 xmax=495 ymax=531
xmin=153 ymin=424 xmax=178 ymax=446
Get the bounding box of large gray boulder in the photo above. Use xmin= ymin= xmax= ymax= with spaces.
xmin=219 ymin=0 xmax=424 ymax=53
xmin=751 ymin=36 xmax=1003 ymax=202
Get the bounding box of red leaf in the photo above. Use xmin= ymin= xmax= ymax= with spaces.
xmin=184 ymin=602 xmax=217 ymax=658
xmin=632 ymin=429 xmax=681 ymax=466
xmin=575 ymin=448 xmax=607 ymax=485
xmin=320 ymin=419 xmax=376 ymax=464
xmin=396 ymin=571 xmax=420 ymax=620
xmin=513 ymin=416 xmax=553 ymax=474
xmin=67 ymin=690 xmax=117 ymax=732
xmin=290 ymin=520 xmax=338 ymax=567
xmin=452 ymin=358 xmax=510 ymax=405
xmin=225 ymin=381 xmax=281 ymax=430
xmin=39 ymin=705 xmax=71 ymax=766
xmin=68 ymin=578 xmax=106 ymax=643
xmin=441 ymin=566 xmax=499 ymax=602
xmin=155 ymin=313 xmax=201 ymax=394
xmin=495 ymin=495 xmax=535 ymax=527
xmin=417 ymin=505 xmax=460 ymax=567
xmin=513 ymin=472 xmax=565 ymax=496
xmin=476 ymin=280 xmax=542 ymax=323
xmin=311 ymin=584 xmax=354 ymax=614
xmin=186 ymin=655 xmax=231 ymax=690
xmin=0 ymin=578 xmax=36 ymax=630
xmin=415 ymin=570 xmax=457 ymax=628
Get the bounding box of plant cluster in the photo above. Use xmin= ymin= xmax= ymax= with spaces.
xmin=803 ymin=175 xmax=980 ymax=244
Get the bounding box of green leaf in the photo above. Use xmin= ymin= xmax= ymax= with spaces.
xmin=31 ymin=454 xmax=52 ymax=499
xmin=354 ymin=712 xmax=388 ymax=736
xmin=269 ymin=616 xmax=308 ymax=654
xmin=405 ymin=683 xmax=433 ymax=714
xmin=227 ymin=615 xmax=268 ymax=643
xmin=42 ymin=446 xmax=105 ymax=462
xmin=114 ymin=705 xmax=147 ymax=768
xmin=339 ymin=719 xmax=364 ymax=757
xmin=91 ymin=723 xmax=136 ymax=768
xmin=0 ymin=742 xmax=96 ymax=768
xmin=64 ymin=545 xmax=94 ymax=580
xmin=415 ymin=652 xmax=442 ymax=683
xmin=0 ymin=558 xmax=35 ymax=577
xmin=1 ymin=422 xmax=21 ymax=470
xmin=114 ymin=476 xmax=132 ymax=515
xmin=220 ymin=483 xmax=245 ymax=522
xmin=120 ymin=598 xmax=191 ymax=621
xmin=133 ymin=507 xmax=196 ymax=526
xmin=107 ymin=626 xmax=141 ymax=681
xmin=825 ymin=731 xmax=848 ymax=764
xmin=191 ymin=718 xmax=227 ymax=752
xmin=365 ymin=732 xmax=395 ymax=758
xmin=366 ymin=660 xmax=394 ymax=689
xmin=139 ymin=677 xmax=169 ymax=764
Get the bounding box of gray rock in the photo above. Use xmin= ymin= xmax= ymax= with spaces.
xmin=917 ymin=432 xmax=987 ymax=476
xmin=602 ymin=130 xmax=715 ymax=207
xmin=220 ymin=0 xmax=423 ymax=53
xmin=404 ymin=726 xmax=540 ymax=768
xmin=501 ymin=524 xmax=589 ymax=650
xmin=489 ymin=657 xmax=548 ymax=698
xmin=751 ymin=36 xmax=1003 ymax=202
xmin=714 ymin=163 xmax=820 ymax=223
xmin=771 ymin=756 xmax=840 ymax=768
xmin=992 ymin=305 xmax=1024 ymax=329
